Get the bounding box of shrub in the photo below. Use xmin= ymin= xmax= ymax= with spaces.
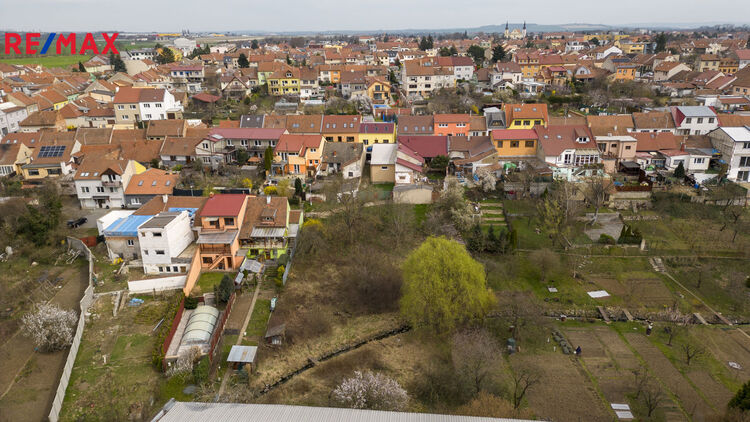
xmin=184 ymin=296 xmax=199 ymax=310
xmin=277 ymin=265 xmax=285 ymax=279
xmin=192 ymin=356 xmax=209 ymax=385
xmin=599 ymin=233 xmax=616 ymax=244
xmin=289 ymin=196 xmax=300 ymax=206
xmin=276 ymin=254 xmax=289 ymax=267
xmin=152 ymin=293 xmax=184 ymax=369
xmin=264 ymin=186 xmax=278 ymax=195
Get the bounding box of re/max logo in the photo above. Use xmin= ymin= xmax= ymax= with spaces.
xmin=3 ymin=32 xmax=119 ymax=55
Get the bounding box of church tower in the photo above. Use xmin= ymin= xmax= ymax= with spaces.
xmin=504 ymin=21 xmax=509 ymax=39
xmin=522 ymin=21 xmax=527 ymax=38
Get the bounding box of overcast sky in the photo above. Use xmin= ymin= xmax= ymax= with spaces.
xmin=1 ymin=0 xmax=749 ymax=32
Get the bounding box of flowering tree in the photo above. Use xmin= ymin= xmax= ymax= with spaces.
xmin=21 ymin=303 xmax=77 ymax=352
xmin=331 ymin=371 xmax=408 ymax=411
xmin=474 ymin=168 xmax=497 ymax=193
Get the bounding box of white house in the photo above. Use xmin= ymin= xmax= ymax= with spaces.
xmin=74 ymin=158 xmax=144 ymax=209
xmin=138 ymin=211 xmax=195 ymax=274
xmin=0 ymin=102 xmax=28 ymax=136
xmin=709 ymin=126 xmax=750 ymax=182
xmin=660 ymin=148 xmax=711 ymax=173
xmin=139 ymin=89 xmax=183 ymax=122
xmin=670 ymin=106 xmax=718 ymax=135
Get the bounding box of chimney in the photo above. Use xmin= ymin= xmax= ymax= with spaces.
xmin=266 ymin=195 xmax=271 ymax=205
xmin=162 ymin=194 xmax=168 ymax=203
xmin=680 ymin=142 xmax=686 ymax=152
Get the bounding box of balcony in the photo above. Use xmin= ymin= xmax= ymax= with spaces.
xmin=102 ymin=181 xmax=120 ymax=188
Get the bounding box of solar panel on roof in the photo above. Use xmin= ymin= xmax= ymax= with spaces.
xmin=38 ymin=145 xmax=66 ymax=158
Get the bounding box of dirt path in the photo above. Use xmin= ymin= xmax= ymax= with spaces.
xmin=0 ymin=265 xmax=88 ymax=422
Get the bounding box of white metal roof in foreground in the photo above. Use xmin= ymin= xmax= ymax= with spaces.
xmin=152 ymin=402 xmax=535 ymax=422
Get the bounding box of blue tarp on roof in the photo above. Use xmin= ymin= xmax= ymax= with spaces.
xmin=103 ymin=215 xmax=152 ymax=237
xmin=168 ymin=207 xmax=198 ymax=217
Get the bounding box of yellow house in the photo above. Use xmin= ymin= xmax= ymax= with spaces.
xmin=491 ymin=129 xmax=538 ymax=157
xmin=366 ymin=78 xmax=391 ymax=104
xmin=613 ymin=65 xmax=637 ymax=81
xmin=359 ymin=122 xmax=396 ymax=145
xmin=37 ymin=89 xmax=69 ymax=111
xmin=267 ymin=65 xmax=300 ymax=96
xmin=21 ymin=137 xmax=80 ymax=180
xmin=503 ymin=103 xmax=549 ymax=129
xmin=256 ymin=61 xmax=276 ymax=85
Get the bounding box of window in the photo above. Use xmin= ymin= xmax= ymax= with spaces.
xmin=438 ymin=123 xmax=448 ymax=128
xmin=625 ymin=145 xmax=631 ymax=150
xmin=130 ymin=105 xmax=136 ymax=109
xmin=127 ymin=239 xmax=134 ymax=246
xmin=122 ymin=115 xmax=129 ymax=120
xmin=694 ymin=157 xmax=706 ymax=164
xmin=81 ymin=186 xmax=89 ymax=193
xmin=224 ymin=217 xmax=235 ymax=226
xmin=511 ymin=141 xmax=519 ymax=148
xmin=155 ymin=104 xmax=162 ymax=108
xmin=697 ymin=118 xmax=704 ymax=124
xmin=708 ymin=118 xmax=715 ymax=123
xmin=158 ymin=267 xmax=163 ymax=272
xmin=117 ymin=105 xmax=124 ymax=110
xmin=145 ymin=114 xmax=152 ymax=119
xmin=153 ymin=232 xmax=162 ymax=237
xmin=739 ymin=157 xmax=750 ymax=167
xmin=523 ymin=120 xmax=531 ymax=126
xmin=742 ymin=142 xmax=750 ymax=149
xmin=143 ymin=104 xmax=150 ymax=108
xmin=165 ymin=267 xmax=171 ymax=272
xmin=96 ymin=187 xmax=105 ymax=193
xmin=496 ymin=141 xmax=503 ymax=148
xmin=155 ymin=250 xmax=165 ymax=255
xmin=109 ymin=187 xmax=115 ymax=192
xmin=525 ymin=140 xmax=534 ymax=148
xmin=202 ymin=157 xmax=211 ymax=164
xmin=685 ymin=118 xmax=692 ymax=124
xmin=381 ymin=166 xmax=388 ymax=170
xmin=173 ymin=266 xmax=179 ymax=272
xmin=535 ymin=120 xmax=542 ymax=125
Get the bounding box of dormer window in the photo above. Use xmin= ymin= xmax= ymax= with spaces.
xmin=576 ymin=137 xmax=589 ymax=143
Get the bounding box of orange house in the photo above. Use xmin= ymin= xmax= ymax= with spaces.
xmin=434 ymin=114 xmax=471 ymax=137
xmin=613 ymin=65 xmax=637 ymax=81
xmin=195 ymin=193 xmax=249 ymax=270
xmin=274 ymin=134 xmax=325 ymax=177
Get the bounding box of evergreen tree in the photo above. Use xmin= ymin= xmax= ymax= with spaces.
xmin=673 ymin=161 xmax=686 ymax=179
xmin=251 ymin=39 xmax=259 ymax=49
xmin=655 ymin=32 xmax=668 ymax=53
xmin=109 ymin=53 xmax=126 ymax=73
xmin=78 ymin=61 xmax=85 ymax=72
xmin=238 ymin=53 xmax=249 ymax=68
xmin=263 ymin=146 xmax=274 ymax=173
xmin=491 ymin=44 xmax=506 ymax=63
xmin=450 ymin=45 xmax=458 ymax=56
xmin=294 ymin=178 xmax=303 ymax=197
xmin=426 ymin=35 xmax=434 ymax=49
xmin=467 ymin=45 xmax=486 ymax=66
xmin=156 ymin=48 xmax=175 ymax=64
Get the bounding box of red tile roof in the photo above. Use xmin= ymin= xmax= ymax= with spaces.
xmin=398 ymin=135 xmax=448 ymax=158
xmin=492 ymin=129 xmax=538 ymax=140
xmin=199 ymin=194 xmax=247 ymax=217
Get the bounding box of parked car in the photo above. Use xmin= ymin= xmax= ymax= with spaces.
xmin=67 ymin=217 xmax=87 ymax=228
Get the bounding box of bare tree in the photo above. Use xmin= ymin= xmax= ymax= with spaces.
xmin=338 ymin=191 xmax=366 ymax=244
xmin=632 ymin=369 xmax=650 ymax=399
xmin=383 ymin=202 xmax=414 ymax=248
xmin=452 ymin=328 xmax=500 ymax=395
xmin=582 ymin=175 xmax=614 ymax=224
xmin=641 ymin=379 xmax=665 ymax=418
xmin=662 ymin=311 xmax=689 ymax=347
xmin=21 ymin=303 xmax=77 ymax=352
xmin=528 ymin=248 xmax=560 ymax=283
xmin=511 ymin=369 xmax=539 ymax=410
xmin=681 ymin=342 xmax=705 ymax=366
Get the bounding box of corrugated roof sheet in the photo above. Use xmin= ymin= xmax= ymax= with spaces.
xmin=250 ymin=227 xmax=285 ymax=238
xmin=103 ymin=215 xmax=153 ymax=237
xmin=155 ymin=402 xmax=534 ymax=422
xmin=227 ymin=345 xmax=257 ymax=363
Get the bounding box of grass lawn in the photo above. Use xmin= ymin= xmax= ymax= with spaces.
xmin=194 ymin=272 xmax=226 ymax=295
xmin=503 ymin=199 xmax=537 ymax=215
xmin=246 ymin=299 xmax=271 ymax=339
xmin=0 ymin=55 xmax=90 ymax=69
xmin=414 ymin=204 xmax=429 ymax=224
